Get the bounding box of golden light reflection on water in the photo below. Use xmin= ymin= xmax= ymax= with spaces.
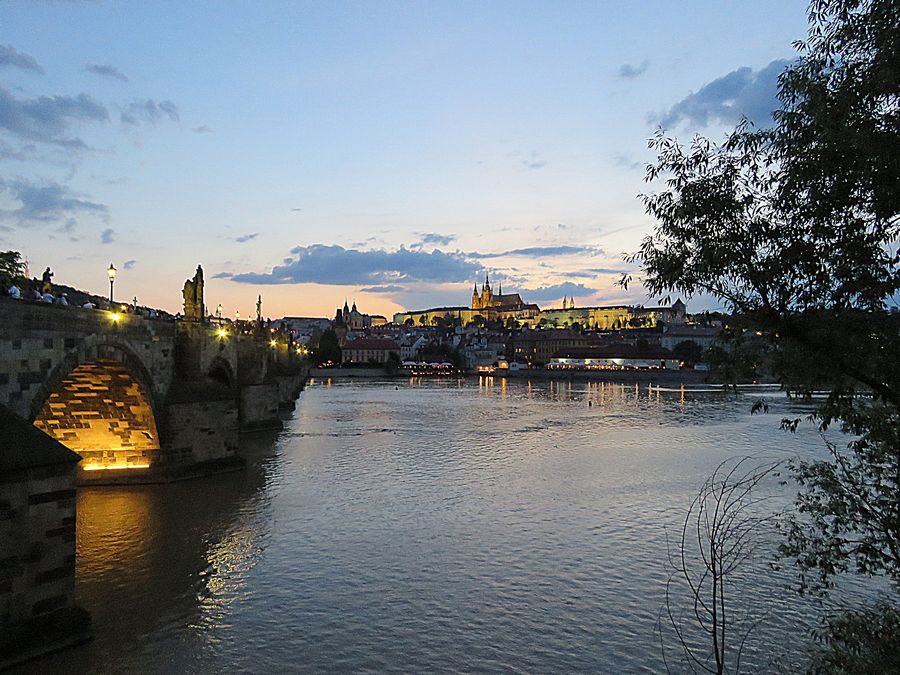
xmin=76 ymin=489 xmax=154 ymax=573
xmin=193 ymin=526 xmax=266 ymax=631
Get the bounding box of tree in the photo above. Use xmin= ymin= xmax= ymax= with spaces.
xmin=662 ymin=459 xmax=781 ymax=674
xmin=384 ymin=351 xmax=401 ymax=375
xmin=0 ymin=250 xmax=26 ymax=288
xmin=809 ymin=604 xmax=900 ymax=672
xmin=673 ymin=340 xmax=704 ymax=366
xmin=630 ymin=0 xmax=900 ymax=595
xmin=313 ymin=329 xmax=342 ymax=365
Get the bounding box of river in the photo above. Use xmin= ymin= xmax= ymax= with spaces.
xmin=18 ymin=377 xmax=886 ymax=673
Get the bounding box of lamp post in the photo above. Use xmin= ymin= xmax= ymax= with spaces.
xmin=216 ymin=304 xmax=223 ymax=320
xmin=107 ymin=263 xmax=117 ymax=302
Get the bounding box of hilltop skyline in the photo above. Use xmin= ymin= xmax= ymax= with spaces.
xmin=0 ymin=1 xmax=807 ymax=318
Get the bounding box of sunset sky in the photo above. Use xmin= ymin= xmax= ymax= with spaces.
xmin=0 ymin=1 xmax=808 ymax=319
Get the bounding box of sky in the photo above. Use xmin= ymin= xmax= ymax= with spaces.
xmin=0 ymin=0 xmax=810 ymax=319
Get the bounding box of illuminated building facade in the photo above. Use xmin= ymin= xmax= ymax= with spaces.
xmin=393 ymin=280 xmax=686 ymax=329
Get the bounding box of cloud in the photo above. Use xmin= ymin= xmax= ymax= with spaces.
xmin=523 ymin=153 xmax=547 ymax=170
xmin=614 ymin=154 xmax=644 ymax=171
xmin=123 ymin=259 xmax=137 ymax=269
xmin=0 ymin=85 xmax=108 ymax=147
xmin=0 ymin=140 xmax=40 ymax=161
xmin=522 ymin=282 xmax=597 ymax=302
xmin=561 ymin=267 xmax=632 ymax=279
xmin=417 ymin=232 xmax=455 ymax=246
xmin=618 ymin=60 xmax=649 ymax=79
xmin=121 ymin=99 xmax=180 ymax=126
xmin=360 ymin=285 xmax=405 ymax=293
xmin=469 ymin=245 xmax=600 ymax=259
xmin=0 ymin=45 xmax=44 ymax=74
xmin=100 ymin=227 xmax=115 ymax=244
xmin=659 ymin=58 xmax=790 ymax=129
xmin=192 ymin=124 xmax=212 ymax=134
xmin=224 ymin=244 xmax=483 ymax=286
xmin=588 ymin=267 xmax=633 ymax=275
xmin=235 ymin=232 xmax=258 ymax=243
xmin=85 ymin=63 xmax=128 ymax=82
xmin=0 ymin=177 xmax=108 ymax=226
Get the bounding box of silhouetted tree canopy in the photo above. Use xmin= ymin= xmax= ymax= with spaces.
xmin=630 ymin=0 xmax=900 ymax=599
xmin=0 ymin=251 xmax=26 ymax=288
xmin=313 ymin=329 xmax=342 ymax=365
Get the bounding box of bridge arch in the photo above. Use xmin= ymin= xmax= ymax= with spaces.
xmin=31 ymin=342 xmax=162 ymax=472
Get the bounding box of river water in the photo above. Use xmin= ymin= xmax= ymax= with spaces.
xmin=20 ymin=377 xmax=885 ymax=673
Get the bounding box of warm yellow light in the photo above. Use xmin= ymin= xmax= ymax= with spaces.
xmin=269 ymin=339 xmax=277 ymax=347
xmin=82 ymin=463 xmax=150 ymax=471
xmin=107 ymin=263 xmax=117 ymax=280
xmin=216 ymin=328 xmax=228 ymax=339
xmin=109 ymin=312 xmax=121 ymax=322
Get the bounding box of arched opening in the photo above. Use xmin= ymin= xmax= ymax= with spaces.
xmin=33 ymin=359 xmax=160 ymax=471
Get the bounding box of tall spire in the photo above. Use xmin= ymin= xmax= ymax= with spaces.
xmin=498 ymin=282 xmax=502 ymax=295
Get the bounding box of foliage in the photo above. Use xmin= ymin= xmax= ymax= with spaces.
xmin=313 ymin=329 xmax=342 ymax=365
xmin=420 ymin=341 xmax=464 ymax=369
xmin=0 ymin=250 xmax=26 ymax=288
xmin=384 ymin=351 xmax=401 ymax=375
xmin=629 ymin=0 xmax=900 ymax=595
xmin=672 ymin=340 xmax=704 ymax=365
xmin=809 ymin=604 xmax=900 ymax=673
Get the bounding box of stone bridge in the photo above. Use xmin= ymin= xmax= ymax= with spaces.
xmin=0 ymin=296 xmax=307 ymax=483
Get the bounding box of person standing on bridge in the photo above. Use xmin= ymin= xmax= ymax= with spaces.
xmin=41 ymin=267 xmax=53 ymax=294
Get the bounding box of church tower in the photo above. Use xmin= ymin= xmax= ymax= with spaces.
xmin=472 ymin=283 xmax=481 ymax=309
xmin=481 ymin=274 xmax=493 ymax=307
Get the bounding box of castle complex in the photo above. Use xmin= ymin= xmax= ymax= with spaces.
xmin=392 ymin=277 xmax=686 ymax=329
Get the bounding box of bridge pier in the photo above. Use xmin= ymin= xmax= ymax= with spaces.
xmin=0 ymin=297 xmax=308 ymax=485
xmin=0 ymin=407 xmax=91 ymax=670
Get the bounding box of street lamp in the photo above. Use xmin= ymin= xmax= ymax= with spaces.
xmin=107 ymin=264 xmax=117 ymax=302
xmin=216 ymin=304 xmax=223 ymax=320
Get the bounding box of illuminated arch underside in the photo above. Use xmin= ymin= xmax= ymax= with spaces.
xmin=34 ymin=360 xmax=159 ymax=470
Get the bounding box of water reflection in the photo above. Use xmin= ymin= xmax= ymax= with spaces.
xmin=15 ymin=378 xmax=875 ymax=674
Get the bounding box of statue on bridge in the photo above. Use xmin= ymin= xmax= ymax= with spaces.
xmin=182 ymin=265 xmax=205 ymax=321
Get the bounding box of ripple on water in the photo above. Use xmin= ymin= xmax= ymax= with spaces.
xmin=16 ymin=378 xmax=884 ymax=674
